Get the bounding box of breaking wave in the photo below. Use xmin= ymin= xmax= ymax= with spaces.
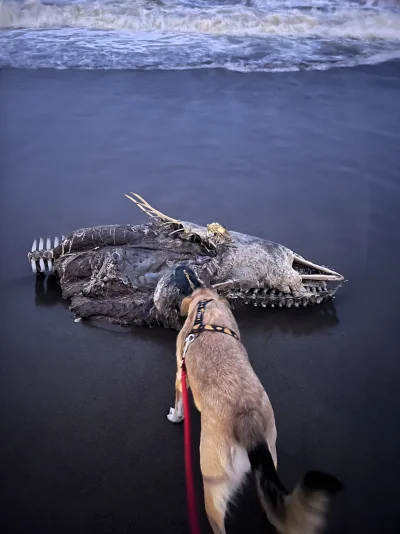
xmin=1 ymin=0 xmax=400 ymax=71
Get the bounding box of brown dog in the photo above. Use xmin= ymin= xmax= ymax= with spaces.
xmin=168 ymin=287 xmax=342 ymax=534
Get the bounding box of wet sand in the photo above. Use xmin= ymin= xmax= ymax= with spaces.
xmin=1 ymin=63 xmax=400 ymax=533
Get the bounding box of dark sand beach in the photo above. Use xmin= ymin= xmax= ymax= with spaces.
xmin=1 ymin=63 xmax=400 ymax=533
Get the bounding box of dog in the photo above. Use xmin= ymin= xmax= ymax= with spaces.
xmin=167 ymin=287 xmax=342 ymax=534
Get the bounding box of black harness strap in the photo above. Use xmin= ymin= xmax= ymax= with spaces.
xmin=189 ymin=299 xmax=240 ymax=341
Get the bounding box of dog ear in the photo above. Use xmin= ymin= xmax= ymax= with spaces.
xmin=180 ymin=295 xmax=193 ymax=316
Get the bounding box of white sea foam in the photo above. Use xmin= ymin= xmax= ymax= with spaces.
xmin=1 ymin=0 xmax=400 ymax=39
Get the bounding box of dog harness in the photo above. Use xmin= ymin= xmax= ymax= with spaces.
xmin=181 ymin=299 xmax=239 ymax=369
xmin=190 ymin=299 xmax=240 ymax=339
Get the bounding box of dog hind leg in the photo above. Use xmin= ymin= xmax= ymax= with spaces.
xmin=201 ymin=429 xmax=250 ymax=534
xmin=203 ymin=481 xmax=231 ymax=534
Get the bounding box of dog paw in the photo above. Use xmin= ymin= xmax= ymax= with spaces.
xmin=167 ymin=407 xmax=183 ymax=423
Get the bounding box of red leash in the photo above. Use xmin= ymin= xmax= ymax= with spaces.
xmin=181 ymin=362 xmax=201 ymax=534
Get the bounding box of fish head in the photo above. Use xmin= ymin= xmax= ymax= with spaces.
xmin=212 ymin=230 xmax=344 ymax=309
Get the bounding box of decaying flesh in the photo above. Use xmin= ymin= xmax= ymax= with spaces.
xmin=28 ymin=193 xmax=344 ymax=330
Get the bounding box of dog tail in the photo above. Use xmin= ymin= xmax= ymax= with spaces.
xmin=248 ymin=442 xmax=342 ymax=534
xmin=233 ymin=411 xmax=342 ymax=534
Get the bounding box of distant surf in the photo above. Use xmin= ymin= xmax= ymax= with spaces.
xmin=1 ymin=0 xmax=400 ymax=71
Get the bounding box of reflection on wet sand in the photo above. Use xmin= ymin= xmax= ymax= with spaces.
xmin=34 ymin=274 xmax=65 ymax=308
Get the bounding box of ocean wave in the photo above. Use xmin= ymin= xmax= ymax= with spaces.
xmin=1 ymin=0 xmax=400 ymax=40
xmin=1 ymin=0 xmax=400 ymax=71
xmin=1 ymin=25 xmax=399 ymax=71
